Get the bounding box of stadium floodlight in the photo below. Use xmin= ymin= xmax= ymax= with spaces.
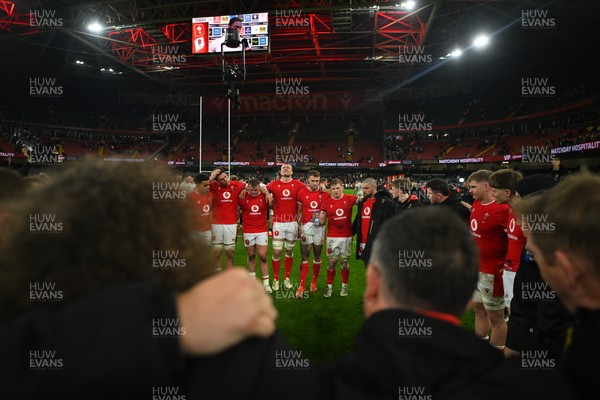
xmin=472 ymin=34 xmax=490 ymax=49
xmin=75 ymin=60 xmax=84 ymax=65
xmin=401 ymin=1 xmax=416 ymax=10
xmin=450 ymin=49 xmax=462 ymax=58
xmin=87 ymin=22 xmax=103 ymax=32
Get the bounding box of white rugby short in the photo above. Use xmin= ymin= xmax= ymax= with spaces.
xmin=272 ymin=221 xmax=298 ymax=242
xmin=300 ymin=222 xmax=325 ymax=246
xmin=472 ymin=272 xmax=505 ymax=311
xmin=326 ymin=237 xmax=352 ymax=260
xmin=243 ymin=232 xmax=268 ymax=247
xmin=212 ymin=224 xmax=238 ymax=245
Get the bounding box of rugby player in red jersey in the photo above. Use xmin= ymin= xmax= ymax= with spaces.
xmin=266 ymin=164 xmax=304 ymax=291
xmin=239 ymin=179 xmax=272 ymax=293
xmin=209 ymin=168 xmax=271 ymax=271
xmin=320 ymin=178 xmax=358 ymax=297
xmin=295 ymin=170 xmax=330 ymax=298
xmin=489 ymin=169 xmax=525 ymax=312
xmin=354 ymin=178 xmax=395 ymax=267
xmin=187 ymin=173 xmax=213 ymax=246
xmin=469 ymin=170 xmax=510 ymax=349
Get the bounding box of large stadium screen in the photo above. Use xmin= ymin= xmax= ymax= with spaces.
xmin=191 ymin=13 xmax=269 ymax=54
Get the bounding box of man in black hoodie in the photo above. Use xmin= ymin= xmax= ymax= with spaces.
xmin=515 ymin=172 xmax=600 ymax=400
xmin=353 ymin=178 xmax=395 ymax=267
xmin=504 ymin=174 xmax=571 ymax=359
xmin=425 ymin=178 xmax=470 ymax=222
xmin=391 ymin=178 xmax=422 ymax=214
xmin=328 ymin=207 xmax=572 ymax=400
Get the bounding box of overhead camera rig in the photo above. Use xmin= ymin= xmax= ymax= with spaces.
xmin=220 ymin=27 xmax=248 ymax=110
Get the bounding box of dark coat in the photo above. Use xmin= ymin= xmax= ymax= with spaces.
xmin=394 ymin=195 xmax=422 ymax=215
xmin=435 ymin=193 xmax=471 ymax=222
xmin=1 ymin=280 xmax=184 ymax=399
xmin=507 ymin=248 xmax=571 ymax=356
xmin=352 ymin=190 xmax=396 ymax=263
xmin=560 ymin=308 xmax=600 ymax=400
xmin=325 ymin=309 xmax=573 ymax=400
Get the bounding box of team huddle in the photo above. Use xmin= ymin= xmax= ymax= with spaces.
xmin=188 ymin=163 xmax=562 ymax=351
xmin=188 ymin=164 xmax=369 ymax=299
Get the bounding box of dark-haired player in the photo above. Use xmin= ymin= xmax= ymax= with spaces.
xmin=296 ymin=170 xmax=330 ymax=298
xmin=320 ymin=179 xmax=358 ymax=297
xmin=468 ymin=169 xmax=509 ymax=349
xmin=239 ymin=179 xmax=271 ymax=293
xmin=426 ymin=178 xmax=470 ymax=221
xmin=209 ymin=168 xmax=246 ymax=270
xmin=188 ymin=173 xmax=213 ymax=246
xmin=266 ymin=164 xmax=304 ymax=291
xmin=489 ymin=169 xmax=525 ymax=311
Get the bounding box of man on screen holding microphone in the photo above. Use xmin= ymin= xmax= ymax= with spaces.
xmin=209 ymin=17 xmax=252 ymax=53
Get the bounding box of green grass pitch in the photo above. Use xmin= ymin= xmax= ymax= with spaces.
xmin=223 ymin=190 xmax=476 ymax=363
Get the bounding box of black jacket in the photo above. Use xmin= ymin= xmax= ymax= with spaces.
xmin=326 ymin=309 xmax=573 ymax=400
xmin=1 ymin=280 xmax=184 ymax=399
xmin=394 ymin=196 xmax=422 ymax=215
xmin=352 ymin=190 xmax=396 ymax=263
xmin=185 ymin=332 xmax=321 ymax=400
xmin=560 ymin=308 xmax=600 ymax=400
xmin=435 ymin=193 xmax=470 ymax=222
xmin=507 ymin=248 xmax=571 ymax=356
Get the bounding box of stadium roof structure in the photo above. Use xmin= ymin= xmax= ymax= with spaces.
xmin=1 ymin=0 xmax=599 ymax=98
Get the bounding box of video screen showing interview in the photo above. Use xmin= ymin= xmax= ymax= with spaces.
xmin=192 ymin=13 xmax=269 ymax=54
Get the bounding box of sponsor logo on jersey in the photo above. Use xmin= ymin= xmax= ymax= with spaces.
xmin=471 ymin=219 xmax=478 ymax=231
